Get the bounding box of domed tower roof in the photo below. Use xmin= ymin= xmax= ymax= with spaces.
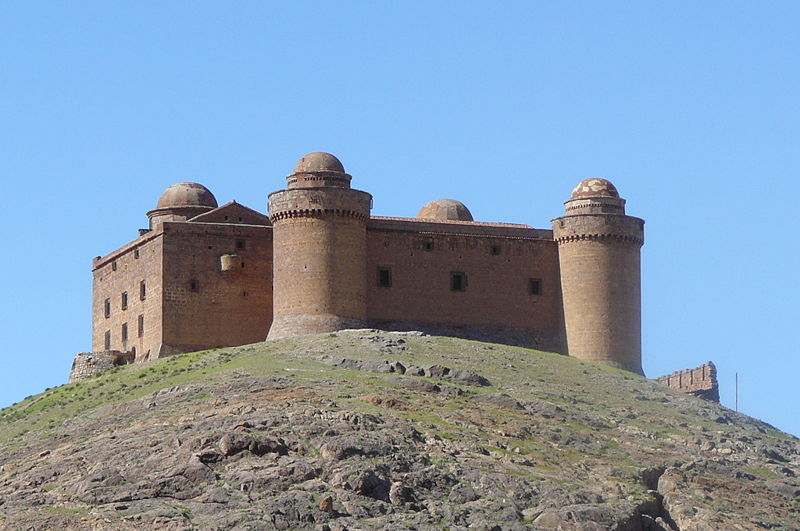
xmin=147 ymin=182 xmax=218 ymax=230
xmin=156 ymin=182 xmax=218 ymax=209
xmin=564 ymin=178 xmax=625 ymax=216
xmin=287 ymin=152 xmax=352 ymax=189
xmin=417 ymin=199 xmax=474 ymax=222
xmin=570 ymin=178 xmax=620 ymax=200
xmin=293 ymin=152 xmax=346 ymax=174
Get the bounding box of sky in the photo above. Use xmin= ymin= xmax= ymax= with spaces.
xmin=1 ymin=2 xmax=798 ymax=436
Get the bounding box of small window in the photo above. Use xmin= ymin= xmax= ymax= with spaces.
xmin=104 ymin=330 xmax=111 ymax=350
xmin=236 ymin=239 xmax=245 ymax=250
xmin=121 ymin=292 xmax=128 ymax=310
xmin=241 ymin=262 xmax=246 ymax=268
xmin=490 ymin=245 xmax=501 ymax=256
xmin=423 ymin=241 xmax=434 ymax=251
xmin=377 ymin=267 xmax=392 ymax=287
xmin=111 ymin=261 xmax=117 ymax=271
xmin=139 ymin=280 xmax=146 ymax=300
xmin=134 ymin=248 xmax=140 ymax=259
xmin=451 ymin=272 xmax=466 ymax=292
xmin=529 ymin=278 xmax=542 ymax=296
xmin=104 ymin=298 xmax=111 ymax=318
xmin=121 ymin=323 xmax=128 ymax=346
xmin=238 ymin=217 xmax=243 ymax=222
xmin=190 ymin=279 xmax=199 ymax=291
xmin=137 ymin=314 xmax=144 ymax=337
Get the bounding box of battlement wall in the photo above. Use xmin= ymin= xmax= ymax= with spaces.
xmin=657 ymin=362 xmax=719 ymax=402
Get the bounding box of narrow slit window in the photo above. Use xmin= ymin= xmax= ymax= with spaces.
xmin=236 ymin=239 xmax=246 ymax=250
xmin=137 ymin=314 xmax=144 ymax=337
xmin=111 ymin=261 xmax=117 ymax=271
xmin=450 ymin=272 xmax=466 ymax=292
xmin=377 ymin=267 xmax=392 ymax=287
xmin=423 ymin=241 xmax=434 ymax=251
xmin=104 ymin=298 xmax=111 ymax=318
xmin=190 ymin=279 xmax=199 ymax=292
xmin=529 ymin=278 xmax=542 ymax=296
xmin=140 ymin=280 xmax=146 ymax=300
xmin=134 ymin=248 xmax=140 ymax=259
xmin=121 ymin=323 xmax=128 ymax=347
xmin=104 ymin=330 xmax=111 ymax=350
xmin=121 ymin=291 xmax=128 ymax=310
xmin=490 ymin=245 xmax=501 ymax=256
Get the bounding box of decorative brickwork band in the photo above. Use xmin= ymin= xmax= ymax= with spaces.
xmin=555 ymin=233 xmax=644 ymax=246
xmin=269 ymin=208 xmax=370 ymax=223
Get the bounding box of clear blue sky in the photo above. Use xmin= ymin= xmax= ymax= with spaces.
xmin=1 ymin=2 xmax=798 ymax=435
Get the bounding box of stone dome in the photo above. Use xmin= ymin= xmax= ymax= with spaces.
xmin=570 ymin=178 xmax=620 ymax=200
xmin=156 ymin=182 xmax=218 ymax=209
xmin=293 ymin=152 xmax=345 ymax=174
xmin=417 ymin=199 xmax=474 ymax=222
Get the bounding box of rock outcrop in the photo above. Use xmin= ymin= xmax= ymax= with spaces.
xmin=1 ymin=332 xmax=797 ymax=529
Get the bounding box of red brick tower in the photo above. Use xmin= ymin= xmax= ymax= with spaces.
xmin=267 ymin=153 xmax=372 ymax=339
xmin=552 ymin=179 xmax=645 ymax=375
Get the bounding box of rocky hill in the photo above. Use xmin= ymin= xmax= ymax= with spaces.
xmin=0 ymin=331 xmax=798 ymax=530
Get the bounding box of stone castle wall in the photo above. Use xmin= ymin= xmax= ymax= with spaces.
xmin=657 ymin=362 xmax=719 ymax=402
xmin=365 ymin=218 xmax=566 ymax=352
xmin=160 ymin=222 xmax=273 ymax=354
xmin=92 ymin=231 xmax=164 ymax=362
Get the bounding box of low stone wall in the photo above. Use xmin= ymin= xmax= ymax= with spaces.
xmin=68 ymin=351 xmax=135 ymax=383
xmin=657 ymin=362 xmax=719 ymax=402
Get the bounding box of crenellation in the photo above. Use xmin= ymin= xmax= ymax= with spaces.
xmin=657 ymin=362 xmax=719 ymax=402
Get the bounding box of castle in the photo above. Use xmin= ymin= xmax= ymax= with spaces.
xmin=70 ymin=152 xmax=645 ymax=382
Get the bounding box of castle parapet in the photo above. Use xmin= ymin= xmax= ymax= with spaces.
xmin=657 ymin=362 xmax=719 ymax=402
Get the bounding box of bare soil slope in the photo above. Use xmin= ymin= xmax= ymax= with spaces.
xmin=0 ymin=331 xmax=798 ymax=530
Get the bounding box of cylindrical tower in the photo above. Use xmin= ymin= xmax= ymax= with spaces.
xmin=267 ymin=152 xmax=372 ymax=339
xmin=552 ymin=178 xmax=645 ymax=375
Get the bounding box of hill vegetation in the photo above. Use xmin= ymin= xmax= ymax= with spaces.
xmin=0 ymin=331 xmax=798 ymax=530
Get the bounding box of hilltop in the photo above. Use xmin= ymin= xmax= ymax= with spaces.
xmin=0 ymin=331 xmax=798 ymax=530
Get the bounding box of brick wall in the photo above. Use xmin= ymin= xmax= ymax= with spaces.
xmin=92 ymin=232 xmax=164 ymax=361
xmin=657 ymin=362 xmax=719 ymax=402
xmin=160 ymin=222 xmax=272 ymax=354
xmin=365 ymin=218 xmax=566 ymax=352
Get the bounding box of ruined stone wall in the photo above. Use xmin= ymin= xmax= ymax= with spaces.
xmin=68 ymin=351 xmax=135 ymax=383
xmin=657 ymin=362 xmax=719 ymax=402
xmin=365 ymin=218 xmax=566 ymax=353
xmin=160 ymin=222 xmax=273 ymax=354
xmin=92 ymin=232 xmax=164 ymax=362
